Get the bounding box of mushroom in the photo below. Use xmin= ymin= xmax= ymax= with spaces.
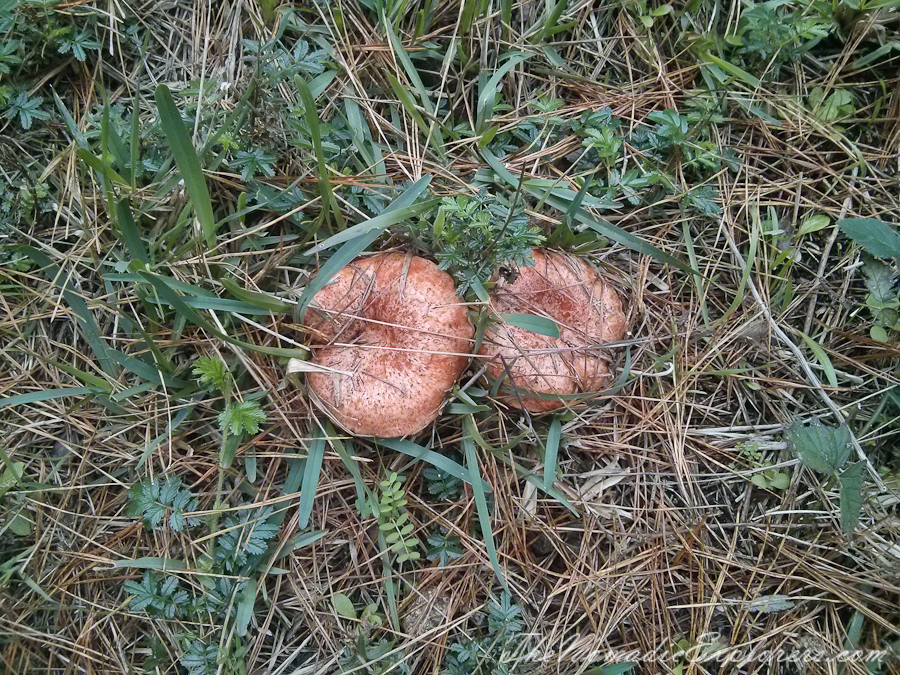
xmin=304 ymin=252 xmax=474 ymax=437
xmin=479 ymin=248 xmax=627 ymax=412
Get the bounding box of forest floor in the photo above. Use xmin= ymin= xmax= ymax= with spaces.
xmin=0 ymin=0 xmax=899 ymax=673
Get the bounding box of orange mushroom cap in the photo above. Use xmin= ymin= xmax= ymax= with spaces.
xmin=305 ymin=253 xmax=474 ymax=437
xmin=479 ymin=248 xmax=627 ymax=412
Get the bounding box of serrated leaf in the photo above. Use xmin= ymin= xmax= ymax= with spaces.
xmin=837 ymin=218 xmax=900 ymax=260
xmin=218 ymin=400 xmax=266 ymax=437
xmin=839 ymin=460 xmax=865 ymax=533
xmin=862 ymin=255 xmax=899 ymax=330
xmin=159 ymin=575 xmax=178 ymax=597
xmin=332 ymin=592 xmax=357 ymax=620
xmin=786 ymin=421 xmax=851 ymax=474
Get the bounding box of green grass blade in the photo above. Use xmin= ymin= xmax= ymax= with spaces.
xmin=295 ymin=75 xmax=344 ymax=229
xmin=482 ymin=149 xmax=695 ymax=274
xmin=476 ymin=53 xmax=532 ymax=133
xmin=0 ymin=387 xmax=93 ymax=410
xmin=136 ymin=271 xmax=309 ymax=359
xmin=463 ymin=417 xmax=508 ymax=592
xmin=148 ymin=295 xmax=286 ymax=315
xmin=386 ymin=74 xmax=446 ymax=160
xmin=544 ymin=417 xmax=561 ymax=490
xmin=76 ymin=149 xmax=130 ymax=187
xmin=383 ymin=19 xmax=446 ymax=158
xmin=298 ymin=228 xmax=382 ymax=315
xmin=15 ymin=246 xmax=116 ymax=377
xmin=377 ymin=437 xmax=491 ymax=492
xmin=702 ymin=52 xmax=761 ymax=88
xmin=721 ymin=211 xmax=759 ymax=324
xmin=344 ymin=96 xmax=383 ymax=173
xmin=105 ymin=348 xmax=185 ymax=388
xmin=305 ymin=175 xmax=433 ymax=255
xmin=111 ymin=557 xmax=188 ymax=571
xmin=115 ymin=199 xmax=149 ymax=264
xmin=306 ymin=202 xmax=434 ymax=257
xmin=219 ymin=278 xmax=293 ymax=312
xmin=499 ymin=313 xmax=560 ymax=338
xmin=105 ymin=273 xmax=216 ymax=297
xmin=51 ymin=89 xmax=88 ymax=149
xmin=298 ymin=428 xmax=327 ymax=529
xmin=798 ymin=330 xmax=839 ymax=388
xmin=154 ymin=84 xmax=217 ymax=248
xmin=234 ymin=577 xmax=257 ymax=637
xmin=329 ymin=424 xmax=370 ymax=517
xmin=129 ymin=97 xmax=141 ymax=189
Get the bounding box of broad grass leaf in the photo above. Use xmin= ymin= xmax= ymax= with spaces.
xmin=544 ymin=417 xmax=561 ymax=490
xmin=0 ymin=387 xmax=92 ymax=411
xmin=837 ymin=218 xmax=900 ymax=260
xmin=304 ymin=175 xmax=433 ymax=255
xmin=234 ymin=579 xmax=257 ymax=637
xmin=111 ymin=557 xmax=188 ymax=570
xmin=499 ymin=312 xmax=560 ymax=338
xmin=295 ymin=75 xmax=343 ymax=228
xmin=298 ymin=432 xmax=326 ymax=529
xmin=786 ymin=420 xmax=851 ymax=473
xmin=154 ymin=85 xmax=217 ymax=248
xmin=839 ymin=460 xmax=865 ymax=533
xmin=463 ymin=416 xmax=508 ymax=592
xmin=377 ymin=438 xmax=491 ymax=493
xmin=115 ymin=199 xmax=149 ymax=264
xmin=476 ymin=53 xmax=532 ymax=132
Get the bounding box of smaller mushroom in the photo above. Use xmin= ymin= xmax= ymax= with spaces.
xmin=479 ymin=248 xmax=627 ymax=412
xmin=304 ymin=253 xmax=474 ymax=437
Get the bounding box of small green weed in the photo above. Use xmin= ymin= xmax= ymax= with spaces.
xmin=426 ymin=528 xmax=464 ymax=567
xmin=127 ymin=477 xmax=199 ymax=532
xmin=444 ymin=592 xmax=526 ymax=674
xmin=837 ymin=218 xmax=900 ymax=342
xmin=786 ymin=420 xmax=865 ymax=533
xmin=376 ymin=472 xmax=421 ymax=564
xmin=423 ymin=461 xmax=465 ymax=501
xmin=728 ymin=3 xmax=832 ymax=77
xmin=123 ymin=571 xmax=189 ymax=619
xmin=408 ymin=190 xmax=543 ymax=297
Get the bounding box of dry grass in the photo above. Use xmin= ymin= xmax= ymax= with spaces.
xmin=1 ymin=1 xmax=899 ymax=673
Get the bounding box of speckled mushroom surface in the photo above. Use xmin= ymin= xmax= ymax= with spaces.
xmin=305 ymin=253 xmax=474 ymax=437
xmin=479 ymin=248 xmax=627 ymax=412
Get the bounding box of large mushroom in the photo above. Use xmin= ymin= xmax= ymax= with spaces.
xmin=479 ymin=248 xmax=627 ymax=412
xmin=304 ymin=252 xmax=474 ymax=437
